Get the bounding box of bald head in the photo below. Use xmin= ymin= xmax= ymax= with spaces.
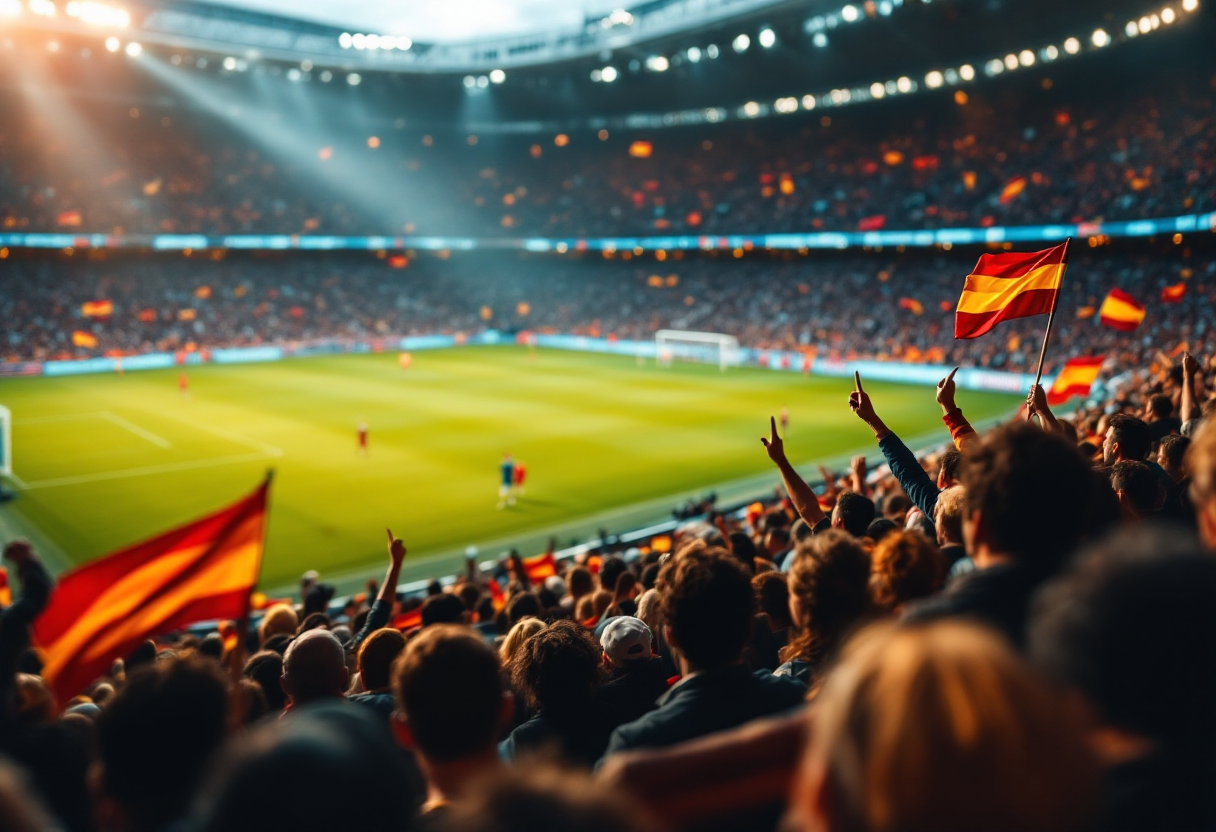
xmin=281 ymin=630 xmax=348 ymax=706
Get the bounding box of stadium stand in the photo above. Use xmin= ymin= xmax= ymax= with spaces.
xmin=2 ymin=1 xmax=1216 ymax=831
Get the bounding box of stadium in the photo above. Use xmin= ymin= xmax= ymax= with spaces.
xmin=0 ymin=0 xmax=1214 ymax=830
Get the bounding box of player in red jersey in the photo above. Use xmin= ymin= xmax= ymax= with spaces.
xmin=513 ymin=460 xmax=527 ymax=497
xmin=357 ymin=419 xmax=369 ymax=455
xmin=179 ymin=372 xmax=190 ymax=400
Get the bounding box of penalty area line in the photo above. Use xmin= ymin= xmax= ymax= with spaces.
xmin=99 ymin=411 xmax=173 ymax=449
xmin=16 ymin=451 xmax=277 ymax=490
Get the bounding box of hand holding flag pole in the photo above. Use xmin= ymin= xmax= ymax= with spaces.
xmin=1027 ymin=238 xmax=1071 ymax=421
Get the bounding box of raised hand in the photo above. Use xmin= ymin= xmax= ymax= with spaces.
xmin=386 ymin=528 xmax=407 ymax=566
xmin=761 ymin=416 xmax=787 ymax=464
xmin=850 ymin=455 xmax=866 ymax=479
xmin=1027 ymin=383 xmax=1048 ymax=413
xmin=849 ymin=390 xmax=878 ymax=425
xmin=1182 ymin=352 xmax=1198 ymax=378
xmin=936 ymin=367 xmax=960 ymax=413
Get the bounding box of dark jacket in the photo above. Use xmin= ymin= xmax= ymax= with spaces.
xmin=901 ymin=561 xmax=1049 ymax=650
xmin=602 ymin=664 xmax=805 ymax=758
xmin=878 ymin=432 xmax=940 ymax=519
xmin=500 ymin=698 xmax=619 ymax=768
xmin=1 ymin=557 xmax=53 ymax=720
xmin=347 ymin=690 xmax=396 ymax=723
xmin=597 ymin=657 xmax=670 ymax=726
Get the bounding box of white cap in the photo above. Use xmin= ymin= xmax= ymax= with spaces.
xmin=600 ymin=616 xmax=653 ymax=667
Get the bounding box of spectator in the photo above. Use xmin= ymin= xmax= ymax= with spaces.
xmin=1145 ymin=394 xmax=1181 ymax=443
xmin=243 ymin=650 xmax=287 ymax=713
xmin=348 ymin=627 xmax=406 ymax=720
xmin=281 ymin=629 xmax=349 ymax=709
xmin=1103 ymin=414 xmax=1154 ymax=466
xmin=1109 ymin=461 xmax=1163 ymax=522
xmin=788 ymin=620 xmax=1098 ymax=832
xmin=1186 ymin=418 xmax=1216 ymax=548
xmin=501 ymin=620 xmax=618 ymax=766
xmin=1030 ymin=526 xmax=1216 ymax=832
xmin=1156 ymin=434 xmax=1190 ymax=484
xmin=257 ymin=603 xmax=298 ymax=646
xmin=500 ymin=617 xmax=546 ymax=666
xmin=422 ymin=593 xmax=469 ymax=627
xmin=441 ymin=766 xmax=658 ymax=832
xmin=902 ymin=422 xmax=1092 ymax=648
xmin=869 ymin=530 xmax=947 ymax=613
xmin=394 ymin=625 xmax=512 ymax=816
xmin=774 ymin=531 xmax=873 ymax=687
xmin=604 ymin=546 xmax=804 ymax=757
xmin=934 ymin=485 xmax=968 ymax=568
xmin=193 ymin=701 xmax=422 ymax=832
xmin=596 ymin=616 xmax=669 ymax=726
xmin=0 ymin=541 xmax=52 ymax=723
xmin=752 ymin=571 xmax=792 ymax=651
xmin=564 ymin=566 xmax=595 ymax=613
xmin=95 ymin=657 xmax=228 ymax=832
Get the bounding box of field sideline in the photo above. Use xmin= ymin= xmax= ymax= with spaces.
xmin=0 ymin=346 xmax=1020 ymax=592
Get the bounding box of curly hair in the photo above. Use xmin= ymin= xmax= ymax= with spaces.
xmin=869 ymin=530 xmax=946 ymax=613
xmin=781 ymin=530 xmax=872 ymax=669
xmin=656 ymin=545 xmax=754 ymax=670
xmin=511 ymin=620 xmax=602 ymax=715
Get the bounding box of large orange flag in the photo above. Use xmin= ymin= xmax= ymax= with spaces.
xmin=954 ymin=241 xmax=1069 ymax=339
xmin=1046 ymin=356 xmax=1105 ymax=406
xmin=35 ymin=477 xmax=271 ymax=704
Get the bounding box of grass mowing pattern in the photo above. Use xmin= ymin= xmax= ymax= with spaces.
xmin=0 ymin=346 xmax=1020 ymax=592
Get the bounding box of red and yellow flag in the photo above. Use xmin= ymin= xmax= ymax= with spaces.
xmin=1098 ymin=289 xmax=1146 ymax=332
xmin=34 ymin=478 xmax=271 ymax=704
xmin=1161 ymin=283 xmax=1187 ymax=304
xmin=392 ymin=607 xmax=423 ymax=632
xmin=72 ymin=331 xmax=99 ymax=348
xmin=81 ymin=300 xmax=113 ymax=319
xmin=523 ymin=551 xmax=557 ymax=583
xmin=898 ymin=298 xmax=924 ymax=316
xmin=954 ymin=241 xmax=1068 ymax=340
xmin=1047 ymin=356 xmax=1105 ymax=406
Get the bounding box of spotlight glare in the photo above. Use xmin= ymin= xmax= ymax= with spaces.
xmin=0 ymin=0 xmax=20 ymax=17
xmin=925 ymin=70 xmax=944 ymax=88
xmin=646 ymin=55 xmax=668 ymax=72
xmin=1063 ymin=36 xmax=1081 ymax=54
xmin=801 ymin=94 xmax=815 ymax=109
xmin=1183 ymin=0 xmax=1197 ymax=11
xmin=1091 ymin=28 xmax=1110 ymax=47
xmin=958 ymin=63 xmax=975 ymax=81
xmin=686 ymin=46 xmax=701 ymax=62
xmin=896 ymin=75 xmax=912 ymax=93
xmin=1004 ymin=53 xmax=1018 ymax=70
xmin=1138 ymin=15 xmax=1152 ymax=32
xmin=812 ymin=32 xmax=828 ymax=47
xmin=705 ymin=43 xmax=719 ymax=58
xmin=1126 ymin=20 xmax=1139 ymax=36
xmin=489 ymin=68 xmax=506 ymax=83
xmin=732 ymin=33 xmax=750 ymax=51
xmin=124 ymin=40 xmax=140 ymax=57
xmin=319 ymin=70 xmax=332 ymax=82
xmin=841 ymin=4 xmax=859 ymax=22
xmin=476 ymin=75 xmax=489 ymax=87
xmin=346 ymin=72 xmax=361 ymax=85
xmin=1042 ymin=45 xmax=1059 ymax=61
xmin=870 ymin=82 xmax=885 ymax=98
xmin=104 ymin=35 xmax=120 ymax=52
xmin=1018 ymin=49 xmax=1035 ymax=66
xmin=339 ymin=32 xmax=352 ymax=48
xmin=758 ymin=27 xmax=776 ymax=48
xmin=1161 ymin=6 xmax=1176 ymax=22
xmin=601 ymin=65 xmax=618 ymax=82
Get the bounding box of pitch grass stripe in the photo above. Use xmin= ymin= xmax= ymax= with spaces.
xmin=98 ymin=412 xmax=173 ymax=449
xmin=18 ymin=452 xmax=275 ymax=490
xmin=153 ymin=411 xmax=284 ymax=457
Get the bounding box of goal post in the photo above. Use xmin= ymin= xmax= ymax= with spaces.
xmin=0 ymin=406 xmax=10 ymax=477
xmin=654 ymin=330 xmax=741 ymax=371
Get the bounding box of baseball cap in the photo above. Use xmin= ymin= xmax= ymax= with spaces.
xmin=599 ymin=616 xmax=653 ymax=667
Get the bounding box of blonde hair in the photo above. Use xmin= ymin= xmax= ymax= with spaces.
xmin=500 ymin=617 xmax=545 ymax=665
xmin=793 ymin=621 xmax=1098 ymax=832
xmin=257 ymin=603 xmax=298 ymax=644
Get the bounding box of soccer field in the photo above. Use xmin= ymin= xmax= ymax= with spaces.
xmin=0 ymin=346 xmax=1020 ymax=593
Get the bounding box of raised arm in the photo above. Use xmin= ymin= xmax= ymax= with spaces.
xmin=1181 ymin=353 xmax=1200 ymax=424
xmin=761 ymin=417 xmax=828 ymax=529
xmin=936 ymin=367 xmax=978 ymax=451
xmin=1027 ymin=383 xmax=1062 ymax=434
xmin=350 ymin=529 xmax=406 ymax=652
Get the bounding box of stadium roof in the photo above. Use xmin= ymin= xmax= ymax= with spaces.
xmin=202 ymin=0 xmax=649 ymax=43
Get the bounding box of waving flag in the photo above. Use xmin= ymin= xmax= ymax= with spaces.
xmin=35 ymin=477 xmax=271 ymax=704
xmin=1161 ymin=283 xmax=1187 ymax=303
xmin=954 ymin=241 xmax=1068 ymax=339
xmin=72 ymin=331 xmax=99 ymax=348
xmin=1047 ymin=356 xmax=1105 ymax=406
xmin=81 ymin=300 xmax=113 ymax=319
xmin=1098 ymin=289 xmax=1146 ymax=331
xmin=523 ymin=551 xmax=557 ymax=583
xmin=898 ymin=298 xmax=924 ymax=316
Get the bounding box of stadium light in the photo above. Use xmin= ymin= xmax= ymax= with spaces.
xmin=489 ymin=68 xmax=505 ymax=83
xmin=0 ymin=0 xmax=20 ymax=17
xmin=1161 ymin=6 xmax=1175 ymax=22
xmin=645 ymin=55 xmax=668 ymax=71
xmin=686 ymin=46 xmax=701 ymax=62
xmin=841 ymin=4 xmax=859 ymax=22
xmin=896 ymin=76 xmax=912 ymax=93
xmin=339 ymin=32 xmax=352 ymax=48
xmin=1041 ymin=45 xmax=1059 ymax=60
xmin=870 ymin=81 xmax=885 ymax=98
xmin=222 ymin=56 xmax=236 ymax=70
xmin=286 ymin=67 xmax=301 ymax=81
xmin=1004 ymin=53 xmax=1018 ymax=69
xmin=28 ymin=0 xmax=55 ymax=16
xmin=959 ymin=63 xmax=975 ymax=80
xmin=346 ymin=72 xmax=361 ymax=85
xmin=124 ymin=40 xmax=140 ymax=56
xmin=812 ymin=32 xmax=828 ymax=47
xmin=1063 ymin=36 xmax=1081 ymax=53
xmin=801 ymin=94 xmax=816 ymax=109
xmin=1139 ymin=15 xmax=1152 ymax=32
xmin=104 ymin=35 xmax=120 ymax=51
xmin=319 ymin=70 xmax=332 ymax=82
xmin=732 ymin=33 xmax=750 ymax=52
xmin=64 ymin=1 xmax=129 ymax=27
xmin=601 ymin=65 xmax=617 ymax=82
xmin=476 ymin=74 xmax=489 ymax=87
xmin=1091 ymin=28 xmax=1110 ymax=46
xmin=1182 ymin=0 xmax=1197 ymax=11
xmin=1018 ymin=49 xmax=1035 ymax=66
xmin=925 ymin=70 xmax=944 ymax=88
xmin=758 ymin=28 xmax=776 ymax=48
xmin=705 ymin=44 xmax=719 ymax=58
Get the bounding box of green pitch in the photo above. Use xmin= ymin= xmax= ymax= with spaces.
xmin=0 ymin=347 xmax=1019 ymax=593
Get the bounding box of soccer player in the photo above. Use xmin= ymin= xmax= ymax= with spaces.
xmin=357 ymin=419 xmax=369 ymax=455
xmin=498 ymin=453 xmax=515 ymax=509
xmin=178 ymin=371 xmax=190 ymax=400
xmin=779 ymin=406 xmax=790 ymax=438
xmin=513 ymin=460 xmax=527 ymax=498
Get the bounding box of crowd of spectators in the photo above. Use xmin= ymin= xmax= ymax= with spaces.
xmin=2 ymin=323 xmax=1216 ymax=831
xmin=2 ymin=72 xmax=1213 ymax=239
xmin=2 ymin=247 xmax=1212 ymax=376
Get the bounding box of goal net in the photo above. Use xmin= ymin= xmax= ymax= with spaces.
xmin=655 ymin=330 xmax=741 ymax=371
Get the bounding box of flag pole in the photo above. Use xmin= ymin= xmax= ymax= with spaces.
xmin=1028 ymin=238 xmax=1070 ymax=420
